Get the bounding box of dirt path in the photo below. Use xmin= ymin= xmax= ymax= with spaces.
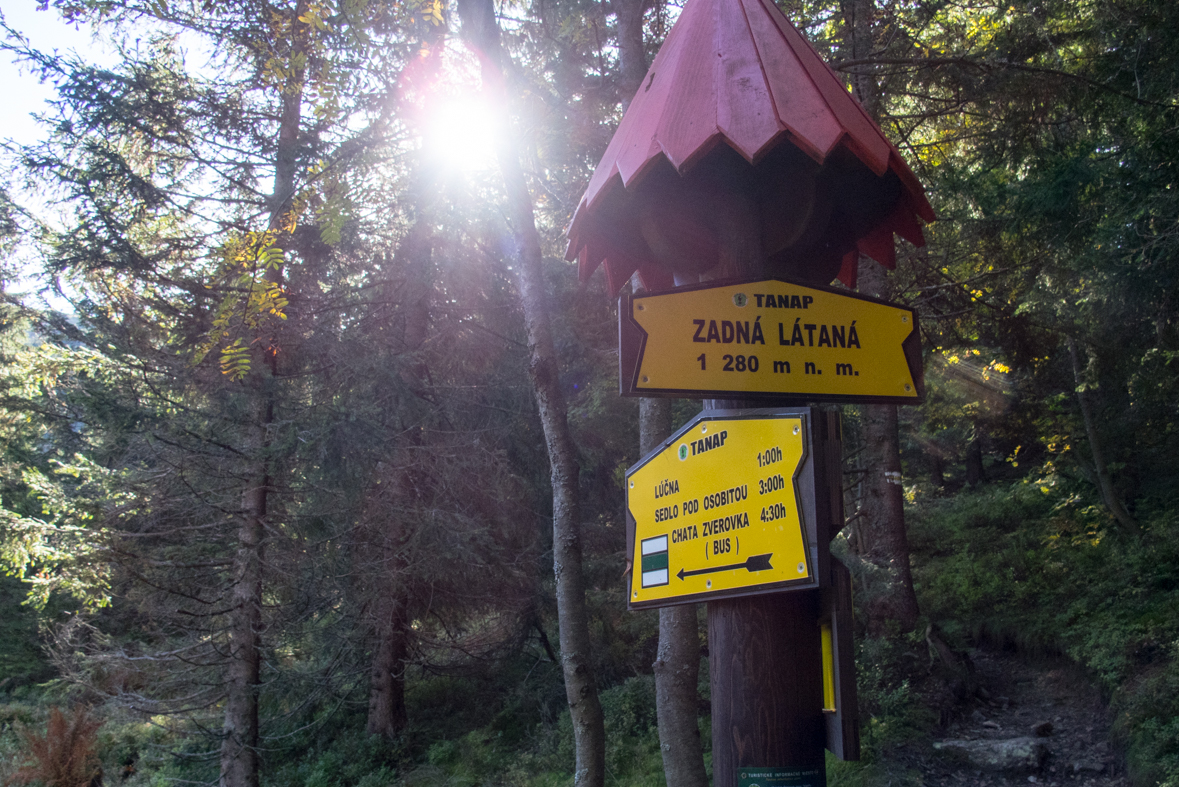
xmin=914 ymin=648 xmax=1126 ymax=787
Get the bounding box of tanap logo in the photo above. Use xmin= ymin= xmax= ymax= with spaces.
xmin=678 ymin=444 xmax=688 ymax=461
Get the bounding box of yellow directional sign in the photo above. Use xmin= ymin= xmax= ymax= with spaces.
xmin=627 ymin=411 xmax=816 ymax=608
xmin=619 ymin=277 xmax=923 ymax=404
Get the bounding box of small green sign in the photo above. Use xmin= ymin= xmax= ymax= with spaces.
xmin=737 ymin=765 xmax=825 ymax=787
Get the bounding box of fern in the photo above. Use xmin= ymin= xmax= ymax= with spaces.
xmin=10 ymin=706 xmax=103 ymax=787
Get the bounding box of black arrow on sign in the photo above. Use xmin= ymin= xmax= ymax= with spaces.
xmin=676 ymin=553 xmax=773 ymax=581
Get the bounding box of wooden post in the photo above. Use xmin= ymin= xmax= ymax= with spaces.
xmin=702 ymin=169 xmax=827 ymax=787
xmin=702 ymin=395 xmax=827 ymax=787
xmin=566 ymin=1 xmax=932 ymax=781
xmin=710 ymin=593 xmax=826 ymax=787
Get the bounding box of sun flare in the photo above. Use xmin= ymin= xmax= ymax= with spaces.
xmin=421 ymin=93 xmax=503 ymax=173
xmin=401 ymin=41 xmax=506 ymax=175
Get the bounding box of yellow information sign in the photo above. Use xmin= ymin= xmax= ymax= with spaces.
xmin=619 ymin=277 xmax=923 ymax=404
xmin=627 ymin=412 xmax=813 ymax=608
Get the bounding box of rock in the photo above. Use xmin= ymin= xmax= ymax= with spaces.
xmin=977 ymin=685 xmax=992 ymax=700
xmin=1070 ymin=759 xmax=1105 ymax=775
xmin=933 ymin=737 xmax=1049 ymax=772
xmin=971 ymin=709 xmax=988 ymax=722
xmin=983 ymin=720 xmax=1001 ymax=729
xmin=1031 ymin=721 xmax=1054 ymax=737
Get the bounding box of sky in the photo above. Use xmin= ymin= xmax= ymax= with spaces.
xmin=0 ymin=2 xmax=117 ymax=148
xmin=0 ymin=3 xmax=117 ymax=307
xmin=0 ymin=3 xmax=216 ymax=308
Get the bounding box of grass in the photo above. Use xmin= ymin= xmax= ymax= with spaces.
xmin=4 ymin=474 xmax=1177 ymax=787
xmin=907 ymin=480 xmax=1179 ymax=787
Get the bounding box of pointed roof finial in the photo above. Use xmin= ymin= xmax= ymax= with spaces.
xmin=566 ymin=0 xmax=934 ymax=293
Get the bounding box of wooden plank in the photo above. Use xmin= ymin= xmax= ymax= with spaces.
xmin=886 ymin=194 xmax=927 ymax=247
xmin=566 ymin=0 xmax=936 ymax=296
xmin=653 ymin=0 xmax=719 ymax=171
xmin=739 ymin=0 xmax=842 ymax=164
xmin=603 ymin=249 xmax=640 ymax=295
xmin=613 ymin=1 xmax=691 ymax=187
xmin=637 ymin=262 xmax=676 ymax=292
xmin=856 ymin=223 xmax=897 ymax=270
xmin=822 ymin=559 xmax=860 ymax=761
xmin=582 ymin=151 xmax=622 ymax=216
xmin=716 ymin=0 xmax=781 ymax=162
xmin=753 ymin=0 xmax=891 ymax=175
xmin=710 ymin=592 xmax=826 ymax=787
xmin=889 ymin=151 xmax=937 ymax=223
xmin=837 ymin=251 xmax=858 ymax=288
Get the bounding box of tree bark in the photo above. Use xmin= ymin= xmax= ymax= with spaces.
xmin=221 ymin=439 xmax=266 ymax=787
xmin=365 ymin=213 xmax=433 ymax=738
xmin=619 ymin=8 xmax=709 ymax=785
xmin=840 ymin=0 xmax=882 ymax=118
xmin=1067 ymin=336 xmax=1137 ymax=533
xmin=709 ymin=594 xmax=825 ymax=786
xmin=615 ymin=0 xmax=649 ymax=108
xmin=366 ymin=578 xmax=410 ymax=739
xmin=456 ymin=1 xmax=606 ymax=784
xmin=841 ymin=0 xmax=921 ymax=635
xmin=857 ymin=393 xmax=920 ymax=634
xmin=930 ymin=449 xmax=946 ymax=489
xmin=640 ymin=399 xmax=709 ymax=787
xmin=856 ymin=259 xmax=920 ymax=635
xmin=695 ymin=138 xmax=824 ymax=787
xmin=964 ymin=437 xmax=984 ymax=486
xmin=221 ymin=7 xmax=308 ymax=784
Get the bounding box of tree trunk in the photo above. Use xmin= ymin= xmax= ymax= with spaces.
xmin=1067 ymin=336 xmax=1137 ymax=533
xmin=856 ymin=259 xmax=920 ymax=635
xmin=641 ymin=399 xmax=709 ymax=787
xmin=619 ymin=8 xmax=709 ymax=785
xmin=696 ymin=144 xmax=824 ymax=787
xmin=366 ymin=581 xmax=410 ymax=739
xmin=709 ymin=594 xmax=825 ymax=787
xmin=221 ymin=8 xmax=307 ymax=784
xmin=615 ymin=0 xmax=648 ymax=108
xmin=964 ymin=437 xmax=984 ymax=486
xmin=456 ymin=1 xmax=605 ymax=784
xmin=365 ymin=212 xmax=434 ymax=738
xmin=858 ymin=394 xmax=920 ymax=634
xmin=840 ymin=0 xmax=882 ymax=118
xmin=221 ymin=441 xmax=266 ymax=787
xmin=841 ymin=0 xmax=921 ymax=635
xmin=930 ymin=449 xmax=946 ymax=489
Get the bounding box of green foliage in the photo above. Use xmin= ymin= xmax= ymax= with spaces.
xmin=195 ymin=225 xmax=293 ymax=381
xmin=0 ymin=577 xmax=53 ymax=687
xmin=1117 ymin=653 xmax=1179 ymax=787
xmin=3 ymin=0 xmax=1179 ymax=786
xmin=910 ymin=484 xmax=1179 ymax=785
xmin=277 ymin=735 xmax=396 ymax=787
xmin=823 ymin=625 xmax=941 ymax=787
xmin=411 ymin=676 xmax=666 ymax=787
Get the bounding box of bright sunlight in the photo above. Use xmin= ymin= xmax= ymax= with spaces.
xmin=421 ymin=92 xmax=504 ymax=173
xmin=402 ymin=41 xmax=506 ymax=174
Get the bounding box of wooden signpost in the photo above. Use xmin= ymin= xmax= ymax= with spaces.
xmin=626 ymin=407 xmax=861 ymax=765
xmin=620 ymin=277 xmax=924 ymax=404
xmin=564 ymin=0 xmax=934 ymax=781
xmin=627 ymin=409 xmax=830 ymax=609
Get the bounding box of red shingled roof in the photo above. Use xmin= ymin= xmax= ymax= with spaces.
xmin=565 ymin=0 xmax=934 ymax=293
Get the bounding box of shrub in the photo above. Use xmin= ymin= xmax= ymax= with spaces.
xmin=10 ymin=706 xmax=103 ymax=787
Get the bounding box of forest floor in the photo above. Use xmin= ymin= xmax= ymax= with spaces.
xmin=901 ymin=648 xmax=1128 ymax=787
